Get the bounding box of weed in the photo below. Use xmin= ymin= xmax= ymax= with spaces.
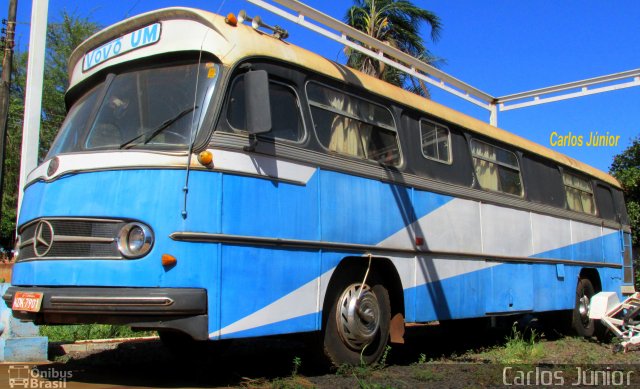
xmin=496 ymin=324 xmax=545 ymax=364
xmin=52 ymin=354 xmax=71 ymax=364
xmin=336 ymin=363 xmax=353 ymax=377
xmin=417 ymin=353 xmax=427 ymax=364
xmin=292 ymin=356 xmax=302 ymax=376
xmin=337 ymin=344 xmax=392 ymax=380
xmin=475 ymin=324 xmax=545 ymax=364
xmin=377 ymin=345 xmax=391 ymax=368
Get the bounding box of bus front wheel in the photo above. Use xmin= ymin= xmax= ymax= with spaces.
xmin=571 ymin=278 xmax=596 ymax=337
xmin=322 ymin=271 xmax=391 ymax=366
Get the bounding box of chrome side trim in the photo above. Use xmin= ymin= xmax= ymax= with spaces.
xmin=54 ymin=236 xmax=115 ymax=243
xmin=170 ymin=232 xmax=623 ymax=269
xmin=50 ymin=296 xmax=174 ymax=307
xmin=16 ymin=256 xmax=124 ymax=262
xmin=19 ymin=217 xmax=126 ymax=231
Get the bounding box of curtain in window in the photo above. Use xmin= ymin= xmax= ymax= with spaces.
xmin=326 ymin=90 xmax=364 ymax=157
xmin=581 ymin=192 xmax=594 ymax=214
xmin=563 ymin=173 xmax=595 ymax=214
xmin=472 ymin=142 xmax=498 ymax=190
xmin=566 ymin=187 xmax=583 ymax=212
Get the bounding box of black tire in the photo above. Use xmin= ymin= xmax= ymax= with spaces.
xmin=322 ymin=270 xmax=391 ymax=366
xmin=571 ymin=278 xmax=596 ymax=337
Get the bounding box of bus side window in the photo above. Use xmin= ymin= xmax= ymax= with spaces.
xmin=562 ymin=172 xmax=596 ymax=214
xmin=226 ymin=75 xmax=304 ymax=142
xmin=594 ymin=184 xmax=616 ymax=220
xmin=521 ymin=154 xmax=565 ymax=208
xmin=306 ymin=82 xmax=401 ymax=166
xmin=420 ymin=119 xmax=451 ymax=164
xmin=470 ymin=139 xmax=523 ymax=196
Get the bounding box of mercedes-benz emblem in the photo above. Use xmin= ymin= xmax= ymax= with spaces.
xmin=34 ymin=220 xmax=54 ymax=257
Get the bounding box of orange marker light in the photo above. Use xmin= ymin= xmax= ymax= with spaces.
xmin=198 ymin=150 xmax=213 ymax=166
xmin=162 ymin=254 xmax=177 ymax=267
xmin=225 ymin=13 xmax=238 ymax=26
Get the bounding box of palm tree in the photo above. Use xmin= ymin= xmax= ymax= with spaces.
xmin=344 ymin=0 xmax=443 ymax=96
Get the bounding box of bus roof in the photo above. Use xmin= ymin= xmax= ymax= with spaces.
xmin=68 ymin=7 xmax=621 ymax=189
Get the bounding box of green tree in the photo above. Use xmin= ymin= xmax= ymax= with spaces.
xmin=610 ymin=136 xmax=640 ymax=246
xmin=1 ymin=55 xmax=26 ymax=246
xmin=1 ymin=11 xmax=100 ymax=247
xmin=344 ymin=0 xmax=443 ymax=96
xmin=609 ymin=136 xmax=640 ymax=288
xmin=41 ymin=12 xmax=101 ymax=158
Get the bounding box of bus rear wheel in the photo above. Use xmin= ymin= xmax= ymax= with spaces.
xmin=322 ymin=272 xmax=391 ymax=366
xmin=571 ymin=278 xmax=596 ymax=337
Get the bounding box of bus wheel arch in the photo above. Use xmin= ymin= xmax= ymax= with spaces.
xmin=579 ymin=268 xmax=602 ymax=292
xmin=321 ymin=256 xmax=404 ymax=365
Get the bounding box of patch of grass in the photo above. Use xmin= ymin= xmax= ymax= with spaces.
xmin=336 ymin=363 xmax=373 ymax=380
xmin=240 ymin=376 xmax=315 ymax=389
xmin=268 ymin=376 xmax=316 ymax=389
xmin=40 ymin=324 xmax=154 ymax=342
xmin=353 ymin=378 xmax=395 ymax=389
xmin=411 ymin=352 xmax=444 ymax=382
xmin=240 ymin=356 xmax=314 ymax=389
xmin=412 ymin=366 xmax=444 ymax=382
xmin=483 ymin=325 xmax=545 ymax=364
xmin=336 ymin=345 xmax=393 ymax=380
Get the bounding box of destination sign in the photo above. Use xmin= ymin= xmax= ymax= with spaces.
xmin=83 ymin=23 xmax=161 ymax=71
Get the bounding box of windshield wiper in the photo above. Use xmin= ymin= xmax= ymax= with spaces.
xmin=119 ymin=106 xmax=197 ymax=150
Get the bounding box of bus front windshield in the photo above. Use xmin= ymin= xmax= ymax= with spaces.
xmin=47 ymin=60 xmax=217 ymax=159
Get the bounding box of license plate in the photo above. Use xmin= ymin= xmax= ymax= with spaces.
xmin=12 ymin=291 xmax=43 ymax=312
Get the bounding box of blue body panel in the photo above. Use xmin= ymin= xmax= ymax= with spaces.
xmin=13 ymin=166 xmax=626 ymax=339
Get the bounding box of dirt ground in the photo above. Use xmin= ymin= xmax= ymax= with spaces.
xmin=3 ymin=322 xmax=640 ymax=388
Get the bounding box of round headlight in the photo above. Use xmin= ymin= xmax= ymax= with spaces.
xmin=117 ymin=222 xmax=153 ymax=258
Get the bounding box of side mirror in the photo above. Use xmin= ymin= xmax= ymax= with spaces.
xmin=244 ymin=70 xmax=272 ymax=134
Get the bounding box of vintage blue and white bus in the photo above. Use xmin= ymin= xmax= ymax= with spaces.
xmin=3 ymin=7 xmax=634 ymax=365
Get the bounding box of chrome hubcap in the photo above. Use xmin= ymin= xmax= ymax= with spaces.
xmin=578 ymin=295 xmax=590 ymax=323
xmin=336 ymin=283 xmax=381 ymax=350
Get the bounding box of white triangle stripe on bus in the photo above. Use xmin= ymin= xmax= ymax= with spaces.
xmin=213 ymin=269 xmax=335 ymax=337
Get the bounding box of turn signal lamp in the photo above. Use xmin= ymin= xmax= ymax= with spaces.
xmin=162 ymin=254 xmax=177 ymax=267
xmin=198 ymin=150 xmax=213 ymax=166
xmin=225 ymin=13 xmax=238 ymax=27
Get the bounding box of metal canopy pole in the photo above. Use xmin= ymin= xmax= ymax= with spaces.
xmin=18 ymin=0 xmax=49 ymax=216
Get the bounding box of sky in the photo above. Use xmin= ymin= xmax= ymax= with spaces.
xmin=7 ymin=0 xmax=640 ymax=173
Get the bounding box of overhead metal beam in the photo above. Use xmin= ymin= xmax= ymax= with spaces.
xmin=246 ymin=0 xmax=495 ymax=110
xmin=497 ymin=68 xmax=640 ymax=111
xmin=245 ymin=0 xmax=640 ymax=127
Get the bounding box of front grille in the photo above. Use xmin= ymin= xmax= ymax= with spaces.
xmin=18 ymin=218 xmax=126 ymax=261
